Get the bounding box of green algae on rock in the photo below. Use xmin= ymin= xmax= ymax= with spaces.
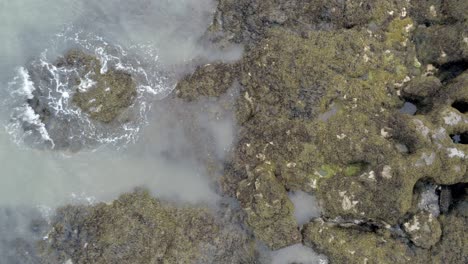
xmin=236 ymin=164 xmax=301 ymax=250
xmin=38 ymin=190 xmax=255 ymax=264
xmin=403 ymin=210 xmax=441 ymax=249
xmin=211 ymin=0 xmax=411 ymax=44
xmin=170 ymin=0 xmax=468 ymax=259
xmin=303 ymin=186 xmax=467 ymax=263
xmin=60 ymin=49 xmax=137 ymax=123
xmin=175 ymin=63 xmax=239 ymax=101
xmin=303 ymin=220 xmax=430 ymax=264
xmin=180 ymin=18 xmax=431 ymax=247
xmin=413 ymin=23 xmax=468 ymax=66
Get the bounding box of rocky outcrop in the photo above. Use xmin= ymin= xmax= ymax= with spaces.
xmin=210 ymin=0 xmax=412 ymax=44
xmin=303 ymin=220 xmax=430 ymax=264
xmin=236 ymin=164 xmax=301 ymax=249
xmin=62 ymin=49 xmax=137 ymax=123
xmin=23 ymin=49 xmax=138 ymax=150
xmin=177 ymin=0 xmax=468 ymax=260
xmin=30 ymin=0 xmax=467 ymax=262
xmin=38 ymin=190 xmax=255 ymax=264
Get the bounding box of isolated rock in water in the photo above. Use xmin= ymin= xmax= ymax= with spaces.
xmin=63 ymin=49 xmax=137 ymax=123
xmin=29 ymin=49 xmax=137 ymax=124
xmin=22 ymin=49 xmax=138 ymax=150
xmin=38 ymin=190 xmax=255 ymax=264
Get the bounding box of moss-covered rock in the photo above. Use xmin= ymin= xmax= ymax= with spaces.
xmin=169 ymin=0 xmax=468 ymax=257
xmin=303 ymin=220 xmax=429 ymax=264
xmin=403 ymin=211 xmax=441 ymax=249
xmin=413 ymin=23 xmax=468 ymax=66
xmin=236 ymin=164 xmax=301 ymax=250
xmin=61 ymin=49 xmax=137 ymax=123
xmin=430 ymin=215 xmax=468 ymax=263
xmin=175 ymin=63 xmax=239 ymax=101
xmin=38 ymin=190 xmax=255 ymax=264
xmin=303 ymin=204 xmax=466 ymax=264
xmin=212 ymin=0 xmax=411 ymax=44
xmin=410 ymin=0 xmax=468 ymax=24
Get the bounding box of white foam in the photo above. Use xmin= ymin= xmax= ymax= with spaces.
xmin=16 ymin=67 xmax=36 ymax=99
xmin=78 ymin=72 xmax=97 ymax=92
xmin=17 ymin=104 xmax=54 ymax=146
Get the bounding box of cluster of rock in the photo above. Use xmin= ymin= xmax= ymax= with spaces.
xmin=174 ymin=0 xmax=467 ymax=262
xmin=38 ymin=190 xmax=255 ymax=264
xmin=28 ymin=0 xmax=467 ymax=263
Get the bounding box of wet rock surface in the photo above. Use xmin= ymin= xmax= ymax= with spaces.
xmin=403 ymin=210 xmax=441 ymax=249
xmin=236 ymin=164 xmax=301 ymax=249
xmin=34 ymin=49 xmax=137 ymax=124
xmin=22 ymin=49 xmax=138 ymax=150
xmin=38 ymin=190 xmax=255 ymax=264
xmin=26 ymin=0 xmax=468 ymax=262
xmin=177 ymin=0 xmax=468 ymax=261
xmin=303 ymin=220 xmax=430 ymax=264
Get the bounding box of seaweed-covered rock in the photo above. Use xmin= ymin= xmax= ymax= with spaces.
xmin=22 ymin=48 xmax=138 ymax=150
xmin=236 ymin=164 xmax=301 ymax=250
xmin=301 ymin=190 xmax=467 ymax=263
xmin=63 ymin=50 xmax=137 ymax=123
xmin=38 ymin=190 xmax=255 ymax=264
xmin=175 ymin=63 xmax=239 ymax=101
xmin=303 ymin=220 xmax=429 ymax=264
xmin=170 ymin=0 xmax=468 ymax=257
xmin=30 ymin=49 xmax=137 ymax=124
xmin=403 ymin=211 xmax=441 ymax=249
xmin=211 ymin=0 xmax=411 ymax=44
xmin=401 ymin=76 xmax=442 ymax=106
xmin=430 ymin=195 xmax=468 ymax=264
xmin=413 ymin=23 xmax=468 ymax=65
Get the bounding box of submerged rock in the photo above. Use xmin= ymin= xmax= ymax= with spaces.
xmin=38 ymin=190 xmax=255 ymax=264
